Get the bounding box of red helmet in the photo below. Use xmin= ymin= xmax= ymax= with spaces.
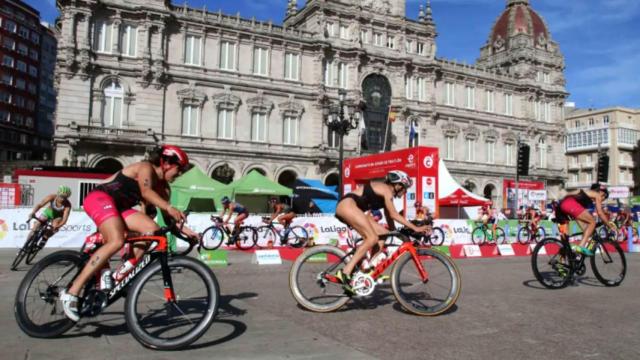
xmin=161 ymin=145 xmax=189 ymax=170
xmin=414 ymin=201 xmax=422 ymax=208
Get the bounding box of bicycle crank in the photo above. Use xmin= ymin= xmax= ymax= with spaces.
xmin=351 ymin=272 xmax=376 ymax=297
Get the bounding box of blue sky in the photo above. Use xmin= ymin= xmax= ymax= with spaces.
xmin=30 ymin=0 xmax=640 ymax=109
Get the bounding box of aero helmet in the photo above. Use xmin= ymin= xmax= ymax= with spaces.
xmin=385 ymin=170 xmax=412 ymax=189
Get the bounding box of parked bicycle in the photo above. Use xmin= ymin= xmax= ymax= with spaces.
xmin=255 ymin=217 xmax=309 ymax=248
xmin=201 ymin=215 xmax=257 ymax=250
xmin=11 ymin=216 xmax=53 ymax=271
xmin=289 ymin=230 xmax=461 ymax=316
xmin=14 ymin=220 xmax=220 ymax=350
xmin=471 ymin=222 xmax=506 ymax=245
xmin=517 ymin=220 xmax=546 ymax=244
xmin=531 ymin=223 xmax=626 ymax=289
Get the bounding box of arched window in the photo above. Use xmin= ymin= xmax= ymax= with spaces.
xmin=102 ymin=80 xmax=123 ymax=127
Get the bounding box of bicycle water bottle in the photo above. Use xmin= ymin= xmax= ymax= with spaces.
xmin=113 ymin=258 xmax=137 ymax=282
xmin=100 ymin=269 xmax=114 ymax=291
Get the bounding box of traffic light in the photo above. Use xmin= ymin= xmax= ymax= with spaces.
xmin=597 ymin=151 xmax=609 ymax=183
xmin=517 ymin=143 xmax=530 ymax=176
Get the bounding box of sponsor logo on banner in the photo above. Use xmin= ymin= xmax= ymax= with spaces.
xmin=497 ymin=244 xmax=515 ymax=256
xmin=608 ymin=186 xmax=629 ymax=199
xmin=253 ymin=250 xmax=282 ymax=265
xmin=0 ymin=219 xmax=8 ymax=240
xmin=344 ymin=165 xmax=351 ymax=178
xmin=423 ymin=155 xmax=434 ymax=169
xmin=406 ymin=154 xmax=416 ymax=168
xmin=463 ymin=245 xmax=482 ymax=257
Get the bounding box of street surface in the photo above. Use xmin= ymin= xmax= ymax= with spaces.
xmin=0 ymin=249 xmax=639 ymax=360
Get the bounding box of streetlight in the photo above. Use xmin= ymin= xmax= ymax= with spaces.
xmin=323 ymin=89 xmax=364 ymax=197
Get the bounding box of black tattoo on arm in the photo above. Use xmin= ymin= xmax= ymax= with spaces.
xmin=90 ymin=255 xmax=101 ymax=267
xmin=143 ymin=178 xmax=150 ymax=188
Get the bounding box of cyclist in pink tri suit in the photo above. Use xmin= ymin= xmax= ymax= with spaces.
xmin=60 ymin=145 xmax=197 ymax=321
xmin=558 ymin=183 xmax=613 ymax=256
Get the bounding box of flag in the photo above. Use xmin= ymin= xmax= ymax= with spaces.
xmin=359 ymin=118 xmax=368 ymax=150
xmin=388 ymin=107 xmax=397 ymax=123
xmin=409 ymin=119 xmax=417 ymax=147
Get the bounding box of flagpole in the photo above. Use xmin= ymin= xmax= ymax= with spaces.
xmin=382 ymin=113 xmax=390 ymax=153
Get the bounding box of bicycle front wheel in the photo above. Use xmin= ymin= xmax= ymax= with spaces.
xmin=125 ymin=256 xmax=219 ymax=350
xmin=531 ymin=238 xmax=572 ymax=289
xmin=201 ymin=226 xmax=225 ymax=250
xmin=284 ymin=226 xmax=309 ymax=248
xmin=25 ymin=237 xmax=46 ymax=265
xmin=428 ymin=227 xmax=445 ymax=246
xmin=590 ymin=240 xmax=626 ymax=286
xmin=289 ymin=245 xmax=350 ymax=313
xmin=391 ymin=248 xmax=461 ymax=316
xmin=517 ymin=227 xmax=531 ymax=244
xmin=471 ymin=227 xmax=486 ymax=245
xmin=256 ymin=226 xmax=277 ymax=249
xmin=14 ymin=250 xmax=83 ymax=338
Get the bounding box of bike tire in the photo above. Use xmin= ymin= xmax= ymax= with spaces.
xmin=429 ymin=227 xmax=445 ymax=246
xmin=590 ymin=240 xmax=626 ymax=287
xmin=125 ymin=256 xmax=220 ymax=350
xmin=494 ymin=227 xmax=506 ymax=245
xmin=256 ymin=226 xmax=277 ymax=249
xmin=535 ymin=227 xmax=547 ymax=243
xmin=25 ymin=236 xmax=45 ymax=265
xmin=235 ymin=226 xmax=257 ymax=250
xmin=285 ymin=226 xmax=309 ymax=248
xmin=471 ymin=227 xmax=486 ymax=245
xmin=391 ymin=247 xmax=461 ymax=316
xmin=531 ymin=238 xmax=572 ymax=289
xmin=289 ymin=245 xmax=351 ymax=313
xmin=11 ymin=233 xmax=37 ymax=270
xmin=14 ymin=250 xmax=84 ymax=338
xmin=517 ymin=227 xmax=531 ymax=245
xmin=201 ymin=226 xmax=225 ymax=250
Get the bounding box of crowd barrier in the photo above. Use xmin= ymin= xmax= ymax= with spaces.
xmin=1 ymin=209 xmax=639 ymax=258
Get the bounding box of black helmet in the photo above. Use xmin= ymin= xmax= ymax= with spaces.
xmin=221 ymin=196 xmax=231 ymax=205
xmin=591 ymin=183 xmax=609 ymax=199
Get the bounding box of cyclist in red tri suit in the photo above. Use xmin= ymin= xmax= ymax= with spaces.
xmin=60 ymin=145 xmax=197 ymax=321
xmin=333 ymin=170 xmax=428 ymax=293
xmin=558 ymin=183 xmax=613 ymax=256
xmin=266 ymin=196 xmax=296 ymax=227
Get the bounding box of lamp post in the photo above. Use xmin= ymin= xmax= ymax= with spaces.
xmin=323 ymin=89 xmax=363 ymax=197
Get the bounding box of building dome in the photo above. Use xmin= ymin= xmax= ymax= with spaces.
xmin=489 ymin=0 xmax=550 ymax=51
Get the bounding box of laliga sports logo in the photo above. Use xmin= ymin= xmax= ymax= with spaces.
xmin=440 ymin=223 xmax=455 ymax=240
xmin=344 ymin=165 xmax=351 ymax=179
xmin=423 ymin=155 xmax=434 ymax=169
xmin=0 ymin=219 xmax=8 ymax=241
xmin=303 ymin=223 xmax=319 ymax=241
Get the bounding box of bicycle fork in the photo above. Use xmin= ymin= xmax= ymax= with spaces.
xmin=159 ymin=253 xmax=176 ymax=302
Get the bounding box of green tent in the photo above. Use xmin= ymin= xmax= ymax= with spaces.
xmin=170 ymin=166 xmax=232 ymax=212
xmin=228 ymin=170 xmax=293 ymax=213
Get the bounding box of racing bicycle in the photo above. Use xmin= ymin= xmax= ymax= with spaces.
xmin=11 ymin=217 xmax=53 ymax=271
xmin=471 ymin=222 xmax=506 ymax=245
xmin=14 ymin=221 xmax=220 ymax=350
xmin=201 ymin=216 xmax=258 ymax=250
xmin=289 ymin=230 xmax=461 ymax=316
xmin=531 ymin=223 xmax=626 ymax=289
xmin=255 ymin=217 xmax=309 ymax=248
xmin=517 ymin=220 xmax=546 ymax=244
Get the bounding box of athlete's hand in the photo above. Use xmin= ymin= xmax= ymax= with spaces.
xmin=167 ymin=205 xmax=185 ymax=223
xmin=413 ymin=225 xmax=429 ymax=234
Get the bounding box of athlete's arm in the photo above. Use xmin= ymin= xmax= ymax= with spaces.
xmin=56 ymin=206 xmax=72 ymax=229
xmin=378 ymin=186 xmax=425 ymax=233
xmin=591 ymin=190 xmax=610 ymax=225
xmin=137 ymin=163 xmax=183 ymax=222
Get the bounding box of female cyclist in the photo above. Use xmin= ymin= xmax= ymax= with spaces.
xmin=220 ymin=196 xmax=249 ymax=241
xmin=266 ymin=197 xmax=296 ymax=227
xmin=60 ymin=145 xmax=195 ymax=321
xmin=334 ymin=170 xmax=427 ymax=293
xmin=28 ymin=185 xmax=73 ymax=240
xmin=559 ymin=183 xmax=613 ymax=256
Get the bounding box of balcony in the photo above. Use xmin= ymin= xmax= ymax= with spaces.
xmin=566 ymin=181 xmax=591 ymax=189
xmin=619 ymin=160 xmax=635 ymax=168
xmin=568 ymin=162 xmax=580 ymax=170
xmin=582 ymin=162 xmax=594 ymax=169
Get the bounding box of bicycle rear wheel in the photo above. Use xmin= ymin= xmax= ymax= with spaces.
xmin=535 ymin=227 xmax=547 ymax=243
xmin=201 ymin=226 xmax=225 ymax=250
xmin=289 ymin=245 xmax=350 ymax=313
xmin=428 ymin=227 xmax=445 ymax=246
xmin=25 ymin=237 xmax=46 ymax=265
xmin=531 ymin=238 xmax=572 ymax=289
xmin=235 ymin=226 xmax=257 ymax=250
xmin=14 ymin=250 xmax=83 ymax=338
xmin=391 ymin=248 xmax=461 ymax=316
xmin=125 ymin=256 xmax=219 ymax=350
xmin=590 ymin=240 xmax=626 ymax=286
xmin=284 ymin=226 xmax=309 ymax=248
xmin=488 ymin=228 xmax=506 ymax=245
xmin=471 ymin=227 xmax=486 ymax=245
xmin=256 ymin=226 xmax=277 ymax=249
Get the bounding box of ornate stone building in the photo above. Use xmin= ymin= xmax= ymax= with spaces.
xmin=53 ymin=0 xmax=567 ymax=204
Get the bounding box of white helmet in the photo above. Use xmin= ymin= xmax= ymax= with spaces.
xmin=385 ymin=170 xmax=412 ymax=189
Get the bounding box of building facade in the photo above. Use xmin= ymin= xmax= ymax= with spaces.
xmin=565 ymin=107 xmax=640 ymax=195
xmin=53 ymin=0 xmax=568 ymax=205
xmin=0 ymin=0 xmax=56 ymax=163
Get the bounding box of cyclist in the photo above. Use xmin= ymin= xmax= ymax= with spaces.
xmin=558 ymin=183 xmax=614 ymax=256
xmin=60 ymin=145 xmax=196 ymax=321
xmin=27 ymin=185 xmax=73 ymax=241
xmin=220 ymin=196 xmax=249 ymax=242
xmin=333 ymin=170 xmax=428 ymax=293
xmin=479 ymin=202 xmax=498 ymax=236
xmin=526 ymin=206 xmax=542 ymax=236
xmin=266 ymin=196 xmax=295 ymax=227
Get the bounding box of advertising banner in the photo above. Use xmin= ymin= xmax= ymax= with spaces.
xmin=342 ymin=147 xmax=439 ymax=214
xmin=608 ymin=186 xmax=630 ymax=199
xmin=503 ymin=179 xmax=545 ymax=210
